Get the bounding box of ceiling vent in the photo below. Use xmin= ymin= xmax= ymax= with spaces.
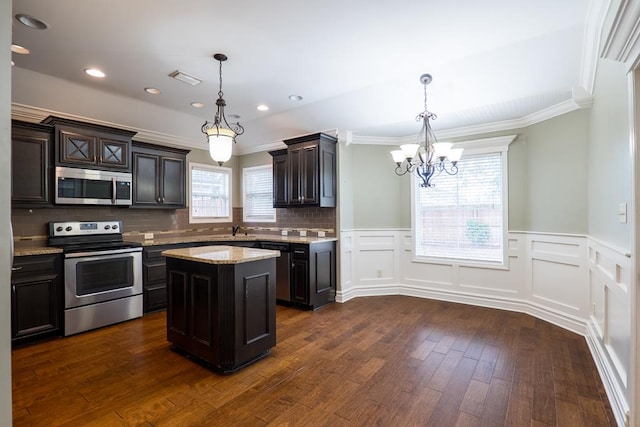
xmin=169 ymin=70 xmax=202 ymax=86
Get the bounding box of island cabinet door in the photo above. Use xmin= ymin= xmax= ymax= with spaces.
xmin=232 ymin=259 xmax=276 ymax=365
xmin=166 ymin=269 xmax=190 ymax=349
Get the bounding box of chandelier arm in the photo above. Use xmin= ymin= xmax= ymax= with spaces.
xmin=416 ymin=164 xmax=436 ymax=188
xmin=442 ymin=162 xmax=459 ymax=176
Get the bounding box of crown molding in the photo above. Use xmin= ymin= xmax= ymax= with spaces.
xmin=350 ymin=94 xmax=592 ymax=145
xmin=11 ymin=103 xmax=199 ymax=150
xmin=601 ymin=0 xmax=640 ymax=71
xmin=581 ymin=0 xmax=611 ymax=92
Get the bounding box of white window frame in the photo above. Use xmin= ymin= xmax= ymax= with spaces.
xmin=188 ymin=162 xmax=232 ymax=223
xmin=242 ymin=164 xmax=276 ymax=223
xmin=411 ymin=135 xmax=516 ymax=268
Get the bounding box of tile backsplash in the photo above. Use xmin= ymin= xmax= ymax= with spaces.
xmin=12 ymin=206 xmax=336 ymax=242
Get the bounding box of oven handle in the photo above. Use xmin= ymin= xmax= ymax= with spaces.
xmin=64 ymin=247 xmax=142 ymax=259
xmin=112 ymin=177 xmax=116 ymax=205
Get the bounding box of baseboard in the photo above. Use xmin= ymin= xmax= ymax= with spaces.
xmin=586 ymin=320 xmax=629 ymax=427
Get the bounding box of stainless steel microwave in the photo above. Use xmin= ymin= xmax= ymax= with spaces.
xmin=55 ymin=166 xmax=133 ymax=206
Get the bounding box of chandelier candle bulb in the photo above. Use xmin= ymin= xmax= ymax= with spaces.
xmin=391 ymin=150 xmax=405 ymax=164
xmin=400 ymin=144 xmax=419 ymax=160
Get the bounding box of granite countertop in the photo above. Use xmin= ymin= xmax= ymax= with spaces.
xmin=162 ymin=245 xmax=281 ymax=265
xmin=14 ymin=246 xmax=63 ymax=257
xmin=130 ymin=233 xmax=337 ymax=247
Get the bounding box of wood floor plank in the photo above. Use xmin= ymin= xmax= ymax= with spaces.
xmin=12 ymin=296 xmax=618 ymax=426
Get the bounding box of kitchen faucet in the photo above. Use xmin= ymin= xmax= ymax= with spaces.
xmin=232 ymin=225 xmax=241 ymax=236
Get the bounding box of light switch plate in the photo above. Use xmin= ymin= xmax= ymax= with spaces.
xmin=619 ymin=202 xmax=627 ymax=224
xmin=144 ymin=233 xmax=154 ymax=240
xmin=318 ymin=231 xmax=326 ymax=237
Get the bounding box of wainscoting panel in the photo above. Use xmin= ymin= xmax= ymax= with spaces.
xmin=586 ymin=238 xmax=631 ymax=423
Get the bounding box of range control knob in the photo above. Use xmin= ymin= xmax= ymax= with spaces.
xmin=104 ymin=225 xmax=111 ymax=230
xmin=112 ymin=224 xmax=118 ymax=230
xmin=65 ymin=226 xmax=72 ymax=232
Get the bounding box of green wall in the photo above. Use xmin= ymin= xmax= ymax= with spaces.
xmin=342 ymin=109 xmax=592 ymax=234
xmin=588 ymin=58 xmax=631 ymax=249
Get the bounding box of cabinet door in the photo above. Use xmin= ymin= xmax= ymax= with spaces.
xmin=291 ymin=258 xmax=309 ymax=304
xmin=11 ymin=274 xmax=59 ymax=339
xmin=300 ymin=144 xmax=318 ymax=205
xmin=272 ymin=153 xmax=288 ymax=207
xmin=288 ymin=145 xmax=303 ymax=205
xmin=12 ymin=127 xmax=51 ymax=206
xmin=98 ymin=138 xmax=129 ymax=169
xmin=132 ymin=152 xmax=161 ymax=206
xmin=59 ymin=130 xmax=97 ymax=166
xmin=160 ymin=156 xmax=186 ymax=207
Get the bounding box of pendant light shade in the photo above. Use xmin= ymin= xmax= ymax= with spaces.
xmin=206 ymin=127 xmax=234 ymax=164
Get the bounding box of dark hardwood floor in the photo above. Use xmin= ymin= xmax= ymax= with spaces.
xmin=12 ymin=296 xmax=617 ymax=426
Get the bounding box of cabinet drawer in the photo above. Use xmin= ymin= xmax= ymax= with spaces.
xmin=12 ymin=254 xmax=59 ymax=276
xmin=144 ymin=261 xmax=166 ymax=284
xmin=291 ymin=245 xmax=308 ymax=258
xmin=144 ymin=284 xmax=166 ymax=312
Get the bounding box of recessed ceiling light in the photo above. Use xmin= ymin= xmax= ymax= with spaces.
xmin=144 ymin=87 xmax=161 ymax=95
xmin=11 ymin=44 xmax=30 ymax=55
xmin=15 ymin=14 xmax=49 ymax=30
xmin=288 ymin=95 xmax=303 ymax=101
xmin=190 ymin=102 xmax=204 ymax=108
xmin=257 ymin=104 xmax=269 ymax=111
xmin=85 ymin=68 xmax=106 ymax=78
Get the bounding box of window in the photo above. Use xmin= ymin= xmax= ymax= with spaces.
xmin=413 ymin=139 xmax=511 ymax=265
xmin=243 ymin=165 xmax=276 ymax=222
xmin=189 ymin=162 xmax=231 ymax=223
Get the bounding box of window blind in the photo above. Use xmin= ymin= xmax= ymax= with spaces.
xmin=190 ymin=165 xmax=231 ymax=220
xmin=243 ymin=165 xmax=275 ymax=222
xmin=414 ymin=152 xmax=503 ymax=263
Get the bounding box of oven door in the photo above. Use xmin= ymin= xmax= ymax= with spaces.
xmin=64 ymin=247 xmax=142 ymax=309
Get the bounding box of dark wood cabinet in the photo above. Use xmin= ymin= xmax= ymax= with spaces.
xmin=271 ymin=133 xmax=337 ymax=208
xmin=42 ymin=116 xmax=136 ymax=172
xmin=11 ymin=120 xmax=54 ymax=207
xmin=142 ymin=243 xmax=193 ymax=313
xmin=290 ymin=241 xmax=336 ymax=309
xmin=269 ymin=149 xmax=289 ymax=207
xmin=132 ymin=142 xmax=189 ymax=208
xmin=11 ymin=254 xmax=62 ymax=345
xmin=166 ymin=255 xmax=276 ymax=373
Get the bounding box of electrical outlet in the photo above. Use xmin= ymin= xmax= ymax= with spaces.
xmin=376 ymin=269 xmax=383 ymax=278
xmin=618 ymin=202 xmax=627 ymax=224
xmin=317 ymin=231 xmax=326 ymax=237
xmin=144 ymin=233 xmax=154 ymax=240
xmin=281 ymin=230 xmax=288 ymax=236
xmin=299 ymin=230 xmax=307 ymax=237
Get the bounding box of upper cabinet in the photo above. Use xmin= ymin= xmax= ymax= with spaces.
xmin=11 ymin=120 xmax=54 ymax=207
xmin=270 ymin=133 xmax=337 ymax=208
xmin=42 ymin=116 xmax=137 ymax=172
xmin=131 ymin=142 xmax=190 ymax=209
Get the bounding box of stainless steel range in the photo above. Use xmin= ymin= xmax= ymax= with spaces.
xmin=49 ymin=220 xmax=143 ymax=336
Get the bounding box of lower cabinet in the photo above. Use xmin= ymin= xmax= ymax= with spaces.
xmin=166 ymin=256 xmax=276 ymax=373
xmin=290 ymin=241 xmax=336 ymax=309
xmin=11 ymin=254 xmax=62 ymax=345
xmin=142 ymin=244 xmax=192 ymax=313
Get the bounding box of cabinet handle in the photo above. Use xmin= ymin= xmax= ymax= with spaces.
xmin=11 ymin=266 xmax=22 ymax=272
xmin=112 ymin=177 xmax=117 ymax=205
xmin=157 ymin=197 xmax=162 ymax=203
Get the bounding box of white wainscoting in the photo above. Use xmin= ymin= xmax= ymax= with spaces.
xmin=337 ymin=229 xmax=630 ymax=425
xmin=586 ymin=237 xmax=631 ymax=425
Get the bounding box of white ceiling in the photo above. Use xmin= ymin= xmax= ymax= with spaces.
xmin=10 ymin=0 xmax=591 ymax=151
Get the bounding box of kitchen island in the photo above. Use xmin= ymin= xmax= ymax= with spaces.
xmin=162 ymin=245 xmax=280 ymax=374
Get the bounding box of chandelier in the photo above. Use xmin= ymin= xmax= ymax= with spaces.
xmin=201 ymin=53 xmax=244 ymax=165
xmin=391 ymin=74 xmax=462 ymax=187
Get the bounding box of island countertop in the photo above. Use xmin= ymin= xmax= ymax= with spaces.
xmin=162 ymin=245 xmax=280 ymax=265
